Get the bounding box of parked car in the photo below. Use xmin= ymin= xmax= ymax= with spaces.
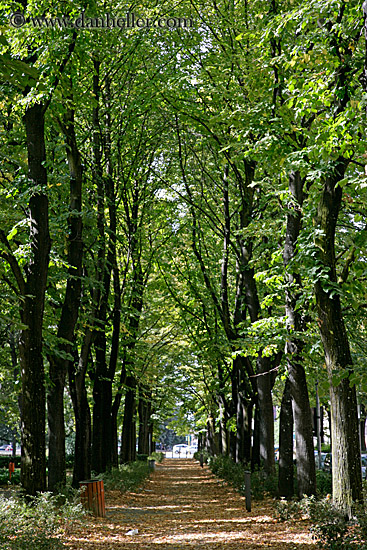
xmin=314 ymin=450 xmax=329 ymax=470
xmin=172 ymin=444 xmax=189 ymax=455
xmin=0 ymin=445 xmax=12 ymax=452
xmin=321 ymin=452 xmax=332 ymax=472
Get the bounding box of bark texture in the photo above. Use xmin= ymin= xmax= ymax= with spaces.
xmin=120 ymin=377 xmax=137 ymax=463
xmin=20 ymin=103 xmax=51 ymax=495
xmin=278 ymin=377 xmax=294 ymax=498
xmin=283 ymin=170 xmax=316 ymax=497
xmin=48 ymin=99 xmax=83 ymax=491
xmin=314 ymin=160 xmax=362 ymax=514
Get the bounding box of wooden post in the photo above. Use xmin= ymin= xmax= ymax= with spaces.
xmin=200 ymin=453 xmax=204 ymax=468
xmin=79 ymin=479 xmax=106 ymax=517
xmin=9 ymin=461 xmax=15 ymax=481
xmin=244 ymin=471 xmax=251 ymax=512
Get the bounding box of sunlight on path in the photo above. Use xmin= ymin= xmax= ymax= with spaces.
xmin=65 ymin=459 xmax=315 ymax=550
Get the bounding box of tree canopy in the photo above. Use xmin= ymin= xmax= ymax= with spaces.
xmin=0 ymin=0 xmax=367 ymax=514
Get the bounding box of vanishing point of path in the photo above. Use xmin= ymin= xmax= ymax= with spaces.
xmin=65 ymin=459 xmax=315 ymax=550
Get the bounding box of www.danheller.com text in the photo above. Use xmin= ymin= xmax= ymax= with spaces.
xmin=9 ymin=11 xmax=194 ymax=29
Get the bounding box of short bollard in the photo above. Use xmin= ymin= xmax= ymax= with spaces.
xmin=200 ymin=453 xmax=204 ymax=468
xmin=244 ymin=470 xmax=251 ymax=512
xmin=149 ymin=459 xmax=155 ymax=471
xmin=79 ymin=479 xmax=106 ymax=517
xmin=9 ymin=461 xmax=15 ymax=481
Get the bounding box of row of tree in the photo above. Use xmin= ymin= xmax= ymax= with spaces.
xmin=0 ymin=0 xmax=367 ymax=516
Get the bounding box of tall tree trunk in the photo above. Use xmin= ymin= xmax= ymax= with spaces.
xmin=217 ymin=362 xmax=232 ymax=456
xmin=92 ymin=338 xmax=113 ymax=472
xmin=257 ymin=355 xmax=275 ymax=475
xmin=251 ymin=398 xmax=261 ymax=470
xmin=278 ymin=377 xmax=294 ymax=498
xmin=91 ymin=73 xmax=120 ymax=475
xmin=68 ymin=334 xmax=92 ymax=487
xmin=138 ymin=387 xmax=152 ymax=455
xmin=283 ymin=170 xmax=316 ymax=497
xmin=120 ymin=377 xmax=137 ymax=463
xmin=314 ymin=160 xmax=362 ymax=515
xmin=19 ymin=103 xmax=51 ymax=495
xmin=360 ymin=405 xmax=366 ymax=453
xmin=207 ymin=416 xmax=219 ymax=456
xmin=10 ymin=331 xmax=20 ymax=459
xmin=218 ymin=393 xmax=230 ymax=455
xmin=47 ymin=98 xmax=83 ymax=491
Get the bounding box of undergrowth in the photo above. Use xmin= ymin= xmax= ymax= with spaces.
xmin=275 ymin=494 xmax=367 ymax=550
xmin=149 ymin=452 xmax=164 ymax=463
xmin=97 ymin=460 xmax=151 ymax=492
xmin=0 ymin=489 xmax=86 ymax=550
xmin=0 ymin=470 xmax=20 ymax=485
xmin=206 ymin=454 xmax=278 ymax=499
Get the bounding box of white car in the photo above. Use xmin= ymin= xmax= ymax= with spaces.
xmin=172 ymin=444 xmax=189 ymax=455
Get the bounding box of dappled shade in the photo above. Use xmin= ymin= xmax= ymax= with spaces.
xmin=64 ymin=459 xmax=315 ymax=550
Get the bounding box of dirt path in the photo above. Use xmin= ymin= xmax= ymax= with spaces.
xmin=65 ymin=459 xmax=315 ymax=550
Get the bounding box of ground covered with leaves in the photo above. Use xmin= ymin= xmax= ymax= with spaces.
xmin=65 ymin=458 xmax=315 ymax=550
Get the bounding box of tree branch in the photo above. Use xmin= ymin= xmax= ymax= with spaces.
xmin=0 ymin=230 xmax=25 ymax=295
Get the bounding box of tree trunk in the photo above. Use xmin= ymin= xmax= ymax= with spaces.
xmin=217 ymin=361 xmax=232 ymax=455
xmin=10 ymin=332 xmax=20 ymax=460
xmin=92 ymin=340 xmax=113 ymax=473
xmin=290 ymin=362 xmax=316 ymax=497
xmin=47 ymin=99 xmax=83 ymax=491
xmin=218 ymin=395 xmax=230 ymax=455
xmin=314 ymin=160 xmax=362 ymax=514
xmin=68 ymin=334 xmax=92 ymax=487
xmin=120 ymin=377 xmax=137 ymax=463
xmin=91 ymin=73 xmax=120 ymax=475
xmin=257 ymin=355 xmax=275 ymax=474
xmin=284 ymin=170 xmax=316 ymax=497
xmin=278 ymin=377 xmax=294 ymax=499
xmin=360 ymin=405 xmax=366 ymax=453
xmin=206 ymin=416 xmax=219 ymax=456
xmin=251 ymin=399 xmax=261 ymax=470
xmin=234 ymin=381 xmax=245 ymax=462
xmin=138 ymin=388 xmax=152 ymax=455
xmin=20 ymin=103 xmax=51 ymax=495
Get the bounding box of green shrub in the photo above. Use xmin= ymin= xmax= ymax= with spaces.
xmin=275 ymin=497 xmax=302 ymax=521
xmin=149 ymin=452 xmax=164 ymax=463
xmin=0 ymin=470 xmax=20 ymax=485
xmin=250 ymin=466 xmax=278 ymax=500
xmin=0 ymin=456 xmax=21 ymax=469
xmin=206 ymin=455 xmax=278 ymax=500
xmin=301 ymin=496 xmax=350 ymax=550
xmin=136 ymin=453 xmax=149 ymax=462
xmin=65 ymin=455 xmax=74 ymax=469
xmin=193 ymin=449 xmax=210 ymax=463
xmin=316 ymin=470 xmax=332 ymax=496
xmin=208 ymin=455 xmax=246 ymax=493
xmin=98 ymin=461 xmax=150 ymax=493
xmin=0 ymin=490 xmax=86 ymax=550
